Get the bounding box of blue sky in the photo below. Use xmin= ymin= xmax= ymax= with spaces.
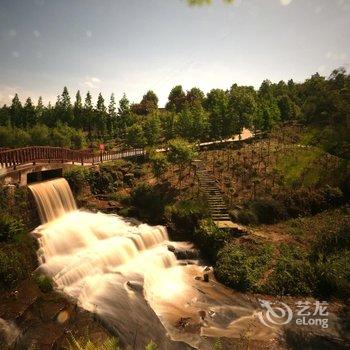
xmin=0 ymin=0 xmax=349 ymax=107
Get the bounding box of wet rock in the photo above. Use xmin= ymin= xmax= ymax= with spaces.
xmin=126 ymin=281 xmax=143 ymax=292
xmin=108 ymin=201 xmax=121 ymax=208
xmin=198 ymin=310 xmax=206 ymax=320
xmin=203 ymin=266 xmax=211 ymax=272
xmin=167 ymin=245 xmax=176 ymax=253
xmin=174 ymin=249 xmax=200 ymax=260
xmin=175 ymin=317 xmax=191 ymax=330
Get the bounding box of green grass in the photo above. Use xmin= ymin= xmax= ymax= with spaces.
xmin=275 ymin=147 xmax=325 ymax=187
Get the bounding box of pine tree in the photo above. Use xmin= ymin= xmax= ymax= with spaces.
xmin=36 ymin=96 xmax=44 ymax=124
xmin=96 ymin=93 xmax=107 ymax=138
xmin=23 ymin=97 xmax=36 ymax=128
xmin=60 ymin=86 xmax=74 ymax=125
xmin=10 ymin=94 xmax=23 ymax=128
xmin=108 ymin=93 xmax=117 ymax=137
xmin=117 ymin=94 xmax=132 ymax=138
xmin=84 ymin=92 xmax=93 ymax=139
xmin=74 ymin=90 xmax=83 ymax=128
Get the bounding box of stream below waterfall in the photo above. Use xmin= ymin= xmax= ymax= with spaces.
xmin=27 ymin=178 xmax=347 ymax=350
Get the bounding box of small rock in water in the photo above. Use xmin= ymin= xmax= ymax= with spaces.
xmin=179 ymin=262 xmax=187 ymax=266
xmin=195 ymin=276 xmax=202 ymax=281
xmin=175 ymin=317 xmax=191 ymax=330
xmin=203 ymin=266 xmax=211 ymax=272
xmin=198 ymin=310 xmax=206 ymax=320
xmin=203 ymin=273 xmax=209 ymax=282
xmin=126 ymin=281 xmax=143 ymax=292
xmin=167 ymin=245 xmax=176 ymax=253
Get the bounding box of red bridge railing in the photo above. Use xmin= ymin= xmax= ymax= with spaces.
xmin=0 ymin=146 xmax=145 ymax=170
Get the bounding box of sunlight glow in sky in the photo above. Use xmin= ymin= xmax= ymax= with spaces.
xmin=0 ymin=0 xmax=349 ymax=106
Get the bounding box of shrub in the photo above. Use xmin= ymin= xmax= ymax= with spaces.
xmin=165 ymin=199 xmax=209 ymax=233
xmin=149 ymin=152 xmax=169 ymax=179
xmin=250 ymin=198 xmax=287 ymax=224
xmin=215 ymin=243 xmax=273 ymax=292
xmin=0 ymin=249 xmax=28 ymax=290
xmin=236 ymin=208 xmax=259 ymax=225
xmin=194 ymin=219 xmax=230 ymax=262
xmin=64 ymin=167 xmax=90 ymax=195
xmin=89 ymin=170 xmax=115 ymax=195
xmin=265 ymin=244 xmax=314 ymax=296
xmin=66 ymin=336 xmax=120 ymax=350
xmin=130 ymin=183 xmax=167 ymax=223
xmin=35 ymin=275 xmax=53 ymax=293
xmin=0 ymin=214 xmax=25 ymax=242
xmin=145 ymin=340 xmax=158 ymax=350
xmin=312 ymin=251 xmax=350 ymax=299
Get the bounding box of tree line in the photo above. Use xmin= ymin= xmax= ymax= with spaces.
xmin=0 ymin=67 xmax=349 ymax=156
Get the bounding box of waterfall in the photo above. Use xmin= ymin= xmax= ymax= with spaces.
xmin=29 ymin=178 xmax=197 ymax=348
xmin=29 ymin=178 xmax=77 ymax=223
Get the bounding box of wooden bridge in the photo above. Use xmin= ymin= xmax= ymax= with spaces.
xmin=0 ymin=146 xmax=145 ymax=186
xmin=0 ymin=146 xmax=145 ymax=170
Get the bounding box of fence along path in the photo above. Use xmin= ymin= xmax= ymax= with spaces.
xmin=0 ymin=146 xmax=145 ymax=170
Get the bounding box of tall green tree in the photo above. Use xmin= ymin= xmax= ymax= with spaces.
xmin=117 ymin=94 xmax=133 ymax=138
xmin=186 ymin=87 xmax=205 ymax=105
xmin=84 ymin=92 xmax=93 ymax=139
xmin=126 ymin=124 xmax=146 ymax=148
xmin=228 ymin=86 xmax=257 ymax=135
xmin=160 ymin=111 xmax=178 ymax=141
xmin=57 ymin=87 xmax=74 ymax=125
xmin=73 ymin=90 xmax=83 ymax=128
xmin=132 ymin=90 xmax=159 ymax=115
xmin=10 ymin=94 xmax=23 ymax=128
xmin=144 ymin=113 xmax=161 ymax=146
xmin=96 ymin=93 xmax=107 ymax=138
xmin=23 ymin=97 xmax=36 ymax=128
xmin=108 ymin=93 xmax=117 ymax=137
xmin=35 ymin=97 xmax=44 ymax=124
xmin=166 ymin=85 xmax=186 ymax=113
xmin=204 ymin=89 xmax=229 ymax=140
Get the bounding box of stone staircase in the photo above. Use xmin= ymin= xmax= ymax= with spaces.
xmin=195 ymin=160 xmax=233 ymax=226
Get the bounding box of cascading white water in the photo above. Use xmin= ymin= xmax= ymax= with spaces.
xmin=29 ymin=178 xmax=198 ymax=348
xmin=29 ymin=178 xmax=77 ymax=223
xmin=29 ymin=178 xmax=270 ymax=349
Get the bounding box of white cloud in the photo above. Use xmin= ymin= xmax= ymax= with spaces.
xmin=86 ymin=30 xmax=92 ymax=38
xmin=84 ymin=81 xmax=94 ymax=88
xmin=280 ymin=0 xmax=293 ymax=6
xmin=82 ymin=76 xmax=102 ymax=89
xmin=9 ymin=29 xmax=16 ymax=37
xmin=12 ymin=51 xmax=19 ymax=58
xmin=33 ymin=30 xmax=41 ymax=38
xmin=326 ymin=51 xmax=347 ymax=61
